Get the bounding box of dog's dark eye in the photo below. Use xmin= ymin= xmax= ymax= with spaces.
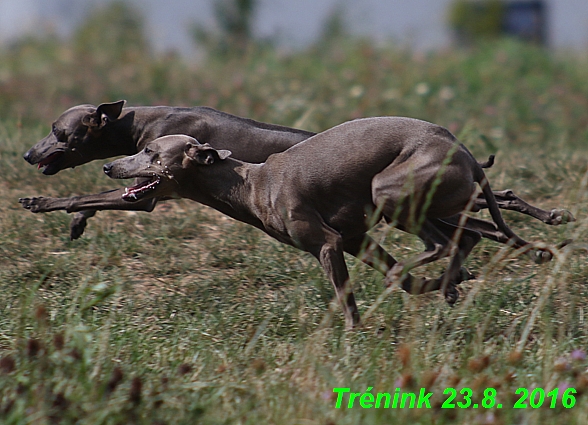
xmin=144 ymin=148 xmax=153 ymax=154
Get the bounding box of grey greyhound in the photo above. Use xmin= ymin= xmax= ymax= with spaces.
xmin=101 ymin=119 xmax=555 ymax=328
xmin=22 ymin=100 xmax=314 ymax=240
xmin=21 ymin=101 xmax=574 ymax=245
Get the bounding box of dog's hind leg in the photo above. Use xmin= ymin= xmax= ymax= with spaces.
xmin=385 ymin=219 xmax=453 ymax=281
xmin=425 ymin=219 xmax=482 ymax=304
xmin=343 ymin=234 xmax=396 ymax=274
xmin=474 ymin=190 xmax=575 ymax=225
xmin=441 ymin=214 xmax=518 ymax=246
xmin=472 ymin=155 xmax=572 ymax=225
xmin=384 ymin=219 xmax=481 ymax=304
xmin=343 ymin=233 xmax=425 ymax=294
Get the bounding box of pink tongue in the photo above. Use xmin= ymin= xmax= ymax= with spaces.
xmin=122 ymin=188 xmax=141 ymax=201
xmin=122 ymin=177 xmax=160 ymax=201
xmin=38 ymin=152 xmax=62 ymax=169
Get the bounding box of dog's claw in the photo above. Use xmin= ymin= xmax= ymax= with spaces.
xmin=19 ymin=198 xmax=30 ymax=209
xmin=19 ymin=197 xmax=43 ymax=213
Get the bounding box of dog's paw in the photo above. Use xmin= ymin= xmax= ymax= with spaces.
xmin=69 ymin=215 xmax=88 ymax=240
xmin=533 ymin=249 xmax=553 ymax=264
xmin=547 ymin=209 xmax=575 ymax=225
xmin=444 ymin=285 xmax=460 ymax=306
xmin=532 ymin=239 xmax=574 ymax=264
xmin=19 ymin=197 xmax=49 ymax=213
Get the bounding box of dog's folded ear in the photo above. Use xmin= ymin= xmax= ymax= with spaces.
xmin=184 ymin=142 xmax=232 ymax=165
xmin=82 ymin=100 xmax=126 ymax=128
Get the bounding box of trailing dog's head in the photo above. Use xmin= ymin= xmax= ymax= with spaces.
xmin=23 ymin=100 xmax=126 ymax=175
xmin=103 ymin=135 xmax=231 ymax=202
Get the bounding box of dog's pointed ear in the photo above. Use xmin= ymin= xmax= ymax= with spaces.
xmin=184 ymin=142 xmax=232 ymax=165
xmin=82 ymin=100 xmax=125 ymax=128
xmin=215 ymin=149 xmax=232 ymax=160
xmin=98 ymin=100 xmax=125 ymax=122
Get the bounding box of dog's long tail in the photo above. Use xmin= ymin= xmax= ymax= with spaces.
xmin=473 ymin=154 xmax=558 ymax=263
xmin=473 ymin=160 xmax=529 ymax=250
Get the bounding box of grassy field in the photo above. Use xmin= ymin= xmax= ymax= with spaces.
xmin=1 ymin=27 xmax=588 ymax=424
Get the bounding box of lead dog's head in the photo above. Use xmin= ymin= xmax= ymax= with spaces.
xmin=103 ymin=134 xmax=231 ymax=202
xmin=23 ymin=100 xmax=126 ymax=175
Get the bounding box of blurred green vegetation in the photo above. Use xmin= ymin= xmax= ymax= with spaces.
xmin=449 ymin=0 xmax=505 ymax=42
xmin=1 ymin=1 xmax=588 ymax=424
xmin=192 ymin=0 xmax=258 ymax=57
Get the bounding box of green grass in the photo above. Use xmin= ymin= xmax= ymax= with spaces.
xmin=1 ymin=36 xmax=588 ymax=424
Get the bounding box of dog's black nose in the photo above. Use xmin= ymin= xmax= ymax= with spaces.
xmin=103 ymin=163 xmax=112 ymax=175
xmin=23 ymin=150 xmax=32 ymax=163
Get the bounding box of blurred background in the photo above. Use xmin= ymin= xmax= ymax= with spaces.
xmin=0 ymin=0 xmax=586 ymax=134
xmin=1 ymin=0 xmax=588 ymax=53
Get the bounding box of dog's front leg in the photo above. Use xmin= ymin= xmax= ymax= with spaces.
xmin=19 ymin=188 xmax=157 ymax=214
xmin=70 ymin=210 xmax=97 ymax=240
xmin=318 ymin=239 xmax=360 ymax=329
xmin=290 ymin=217 xmax=360 ymax=329
xmin=20 ymin=188 xmax=159 ymax=239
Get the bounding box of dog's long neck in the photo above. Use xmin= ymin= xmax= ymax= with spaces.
xmin=181 ymin=160 xmax=267 ymax=232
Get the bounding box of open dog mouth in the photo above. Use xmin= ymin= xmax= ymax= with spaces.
xmin=122 ymin=176 xmax=162 ymax=202
xmin=37 ymin=151 xmax=65 ymax=174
